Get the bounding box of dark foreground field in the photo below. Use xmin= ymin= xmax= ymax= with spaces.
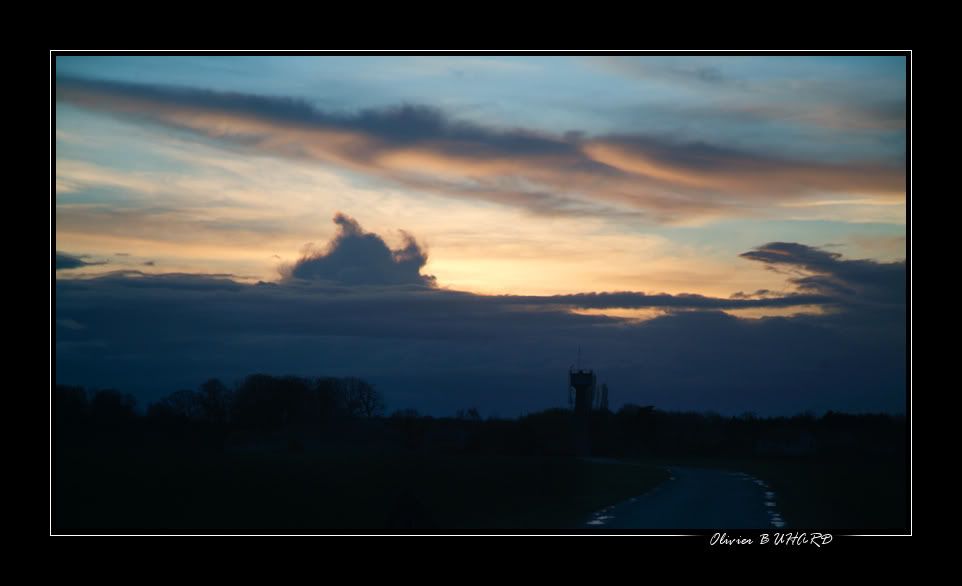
xmin=54 ymin=434 xmax=668 ymax=531
xmin=52 ymin=379 xmax=907 ymax=533
xmin=54 ymin=431 xmax=905 ymax=532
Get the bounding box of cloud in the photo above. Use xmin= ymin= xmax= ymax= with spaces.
xmin=56 ymin=318 xmax=85 ymax=331
xmin=593 ymin=56 xmax=734 ymax=87
xmin=286 ymin=213 xmax=436 ymax=287
xmin=56 ymin=76 xmax=905 ymax=224
xmin=55 ymin=251 xmax=105 ymax=271
xmin=582 ymin=136 xmax=903 ymax=199
xmin=492 ymin=291 xmax=829 ymax=310
xmin=55 ymin=224 xmax=906 ymax=415
xmin=591 ymin=57 xmax=907 ymax=133
xmin=740 ymin=242 xmax=906 ymax=309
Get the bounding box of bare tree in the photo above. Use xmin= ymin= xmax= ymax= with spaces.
xmin=157 ymin=389 xmax=204 ymax=420
xmin=342 ymin=377 xmax=385 ymax=418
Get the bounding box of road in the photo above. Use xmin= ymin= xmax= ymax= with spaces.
xmin=584 ymin=466 xmax=785 ymax=529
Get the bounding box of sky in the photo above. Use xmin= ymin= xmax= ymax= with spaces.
xmin=53 ymin=54 xmax=908 ymax=416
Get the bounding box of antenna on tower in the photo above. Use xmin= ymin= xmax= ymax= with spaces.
xmin=577 ymin=345 xmax=582 ymax=370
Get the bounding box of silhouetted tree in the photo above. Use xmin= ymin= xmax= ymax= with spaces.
xmin=55 ymin=385 xmax=88 ymax=426
xmin=151 ymin=389 xmax=204 ymax=420
xmin=457 ymin=407 xmax=481 ymax=422
xmin=230 ymin=374 xmax=319 ymax=428
xmin=199 ymin=378 xmax=232 ymax=423
xmin=342 ymin=377 xmax=384 ymax=418
xmin=312 ymin=377 xmax=344 ymax=421
xmin=232 ymin=374 xmax=287 ymax=429
xmin=89 ymin=389 xmax=136 ymax=423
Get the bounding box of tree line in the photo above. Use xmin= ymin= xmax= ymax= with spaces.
xmin=55 ymin=374 xmax=384 ymax=430
xmin=54 ymin=374 xmax=904 ymax=461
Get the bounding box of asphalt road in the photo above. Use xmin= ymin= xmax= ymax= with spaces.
xmin=584 ymin=466 xmax=785 ymax=529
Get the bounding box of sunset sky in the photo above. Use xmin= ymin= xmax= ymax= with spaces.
xmin=54 ymin=55 xmax=908 ymax=415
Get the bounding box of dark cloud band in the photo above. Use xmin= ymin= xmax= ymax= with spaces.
xmin=55 ymin=227 xmax=905 ymax=415
xmin=55 ymin=251 xmax=106 ymax=271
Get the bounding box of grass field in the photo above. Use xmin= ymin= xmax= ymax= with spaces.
xmin=54 ymin=420 xmax=906 ymax=532
xmin=54 ymin=440 xmax=669 ymax=531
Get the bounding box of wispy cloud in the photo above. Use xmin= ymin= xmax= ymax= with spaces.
xmin=590 ymin=56 xmax=907 ymax=133
xmin=56 ymin=76 xmax=905 ymax=225
xmin=592 ymin=56 xmax=738 ymax=87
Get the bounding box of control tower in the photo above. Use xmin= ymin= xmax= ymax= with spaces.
xmin=569 ymin=368 xmax=596 ymax=417
xmin=569 ymin=361 xmax=596 ymax=457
